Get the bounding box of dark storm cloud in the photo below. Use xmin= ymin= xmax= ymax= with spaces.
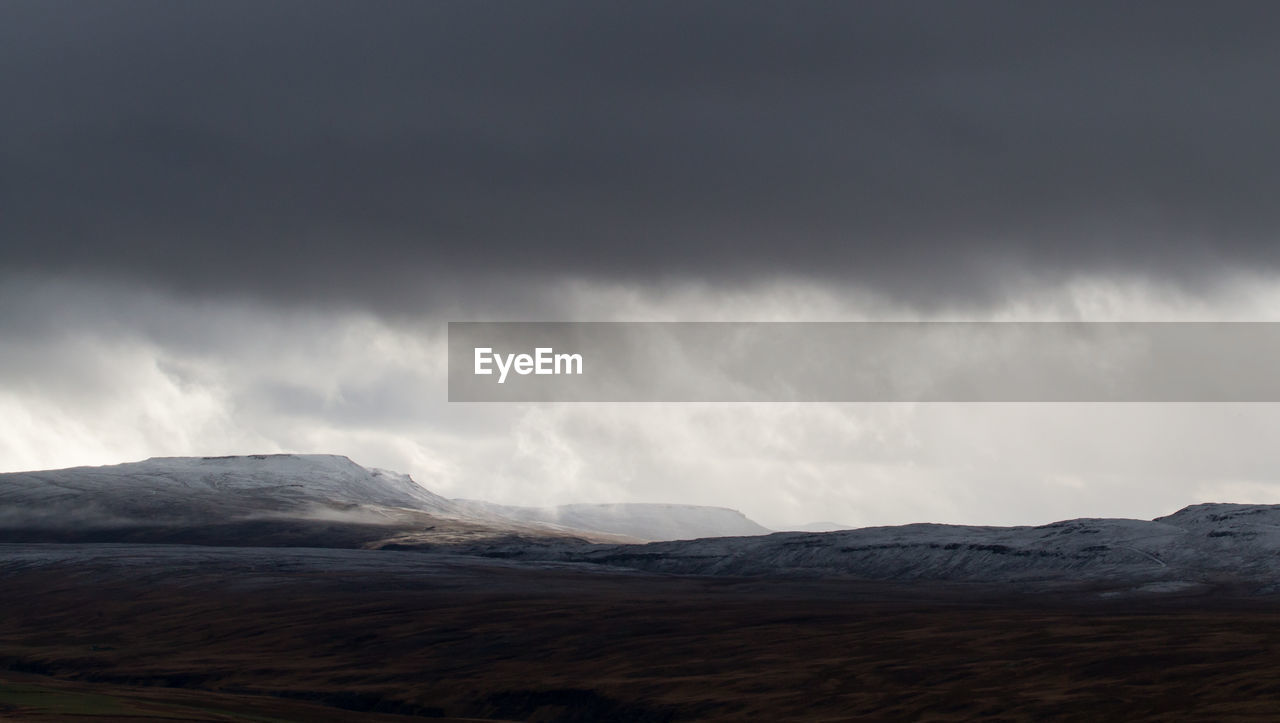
xmin=4 ymin=0 xmax=1280 ymax=307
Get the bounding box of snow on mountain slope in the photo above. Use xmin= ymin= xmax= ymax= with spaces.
xmin=560 ymin=517 xmax=1187 ymax=581
xmin=457 ymin=503 xmax=1280 ymax=592
xmin=452 ymin=500 xmax=771 ymax=541
xmin=0 ymin=454 xmax=460 ymax=527
xmin=12 ymin=455 xmax=1280 ymax=594
xmin=1153 ymin=502 xmax=1280 ymax=530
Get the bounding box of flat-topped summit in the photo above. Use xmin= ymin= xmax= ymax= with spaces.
xmin=0 ymin=455 xmax=750 ymax=548
xmin=0 ymin=454 xmax=459 ymax=525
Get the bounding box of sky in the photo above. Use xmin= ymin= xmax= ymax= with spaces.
xmin=6 ymin=1 xmax=1280 ymax=528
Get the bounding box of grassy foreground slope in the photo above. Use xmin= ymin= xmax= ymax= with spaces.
xmin=2 ymin=548 xmax=1280 ymax=721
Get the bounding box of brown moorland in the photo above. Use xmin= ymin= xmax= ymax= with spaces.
xmin=2 ymin=552 xmax=1280 ymax=721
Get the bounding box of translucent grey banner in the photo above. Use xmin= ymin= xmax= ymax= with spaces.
xmin=447 ymin=322 xmax=1280 ymax=402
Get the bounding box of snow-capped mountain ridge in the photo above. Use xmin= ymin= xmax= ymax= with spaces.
xmin=0 ymin=455 xmax=765 ymax=547
xmin=500 ymin=502 xmax=1280 ymax=592
xmin=0 ymin=454 xmax=460 ymax=525
xmin=10 ymin=456 xmax=1280 ymax=594
xmin=1154 ymin=502 xmax=1280 ymax=529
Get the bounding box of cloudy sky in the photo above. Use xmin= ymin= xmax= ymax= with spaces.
xmin=6 ymin=1 xmax=1280 ymax=528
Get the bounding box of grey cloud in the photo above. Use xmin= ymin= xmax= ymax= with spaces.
xmin=8 ymin=274 xmax=1280 ymax=527
xmin=4 ymin=1 xmax=1280 ymax=309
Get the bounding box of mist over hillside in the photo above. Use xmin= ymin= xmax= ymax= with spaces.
xmin=452 ymin=499 xmax=772 ymax=541
xmin=4 ymin=455 xmax=1280 ymax=597
xmin=0 ymin=454 xmax=771 ymax=547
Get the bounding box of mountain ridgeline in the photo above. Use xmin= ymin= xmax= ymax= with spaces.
xmin=0 ymin=454 xmax=768 ymax=547
xmin=5 ymin=455 xmax=1280 ymax=596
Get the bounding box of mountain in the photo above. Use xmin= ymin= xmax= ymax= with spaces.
xmin=13 ymin=456 xmax=1280 ymax=596
xmin=449 ymin=502 xmax=1280 ymax=594
xmin=452 ymin=499 xmax=772 ymax=541
xmin=0 ymin=455 xmax=620 ymax=547
xmin=0 ymin=454 xmax=457 ymax=522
